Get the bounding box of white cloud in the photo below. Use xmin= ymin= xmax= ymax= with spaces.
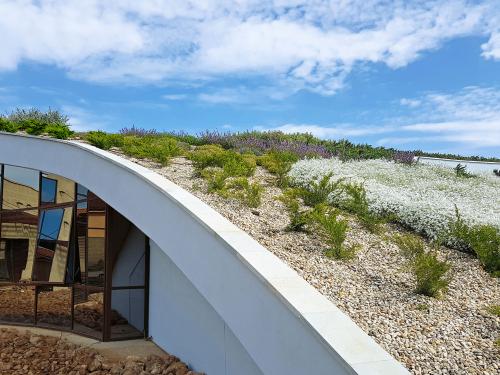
xmin=400 ymin=98 xmax=421 ymax=108
xmin=62 ymin=105 xmax=111 ymax=132
xmin=265 ymin=123 xmax=394 ymax=138
xmin=162 ymin=94 xmax=187 ymax=100
xmin=1 ymin=1 xmax=498 ymax=94
xmin=262 ymin=86 xmax=500 ymax=152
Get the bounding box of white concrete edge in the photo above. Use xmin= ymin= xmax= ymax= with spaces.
xmin=0 ymin=132 xmax=409 ymax=374
xmin=417 ymin=156 xmax=500 ymax=165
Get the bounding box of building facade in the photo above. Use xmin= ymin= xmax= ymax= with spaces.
xmin=0 ymin=164 xmax=148 ymax=341
xmin=0 ymin=133 xmax=409 ymax=375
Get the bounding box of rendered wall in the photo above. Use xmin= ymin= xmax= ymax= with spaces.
xmin=0 ymin=133 xmax=409 ymax=375
xmin=149 ymin=240 xmax=263 ymax=374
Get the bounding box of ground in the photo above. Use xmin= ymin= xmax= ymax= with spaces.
xmin=0 ymin=328 xmax=203 ymax=375
xmin=118 ymin=152 xmax=499 ymax=375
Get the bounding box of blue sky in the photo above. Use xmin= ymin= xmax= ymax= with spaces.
xmin=0 ymin=1 xmax=499 ymax=157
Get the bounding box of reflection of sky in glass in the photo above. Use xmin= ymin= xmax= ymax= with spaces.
xmin=4 ymin=165 xmax=39 ymax=190
xmin=41 ymin=176 xmax=57 ymax=203
xmin=39 ymin=209 xmax=63 ymax=240
xmin=77 ymin=184 xmax=88 ymax=208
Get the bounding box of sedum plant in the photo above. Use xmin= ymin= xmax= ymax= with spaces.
xmin=393 ymin=234 xmax=452 ymax=297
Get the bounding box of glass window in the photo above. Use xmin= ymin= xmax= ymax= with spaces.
xmin=0 ymin=285 xmax=35 ymax=324
xmin=0 ymin=209 xmax=39 ymax=282
xmin=32 ymin=207 xmax=74 ymax=282
xmin=40 ymin=175 xmax=57 ymax=204
xmin=87 ymin=197 xmax=106 ymax=287
xmin=111 ymin=288 xmax=145 ymax=339
xmin=73 ymin=285 xmax=104 ymax=340
xmin=76 ymin=184 xmax=88 ymax=208
xmin=36 ymin=286 xmax=72 ymax=329
xmin=41 ymin=173 xmax=75 ymax=205
xmin=2 ymin=165 xmax=39 ymax=210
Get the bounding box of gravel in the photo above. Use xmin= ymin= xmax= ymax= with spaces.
xmin=0 ymin=328 xmax=203 ymax=375
xmin=112 ymin=151 xmax=499 ymax=375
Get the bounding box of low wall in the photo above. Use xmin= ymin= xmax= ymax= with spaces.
xmin=417 ymin=156 xmax=500 ymax=173
xmin=0 ymin=132 xmax=409 ymax=375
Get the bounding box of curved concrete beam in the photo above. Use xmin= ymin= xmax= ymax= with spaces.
xmin=0 ymin=133 xmax=408 ymax=375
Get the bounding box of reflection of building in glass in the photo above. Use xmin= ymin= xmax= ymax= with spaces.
xmin=0 ymin=164 xmax=148 ymax=341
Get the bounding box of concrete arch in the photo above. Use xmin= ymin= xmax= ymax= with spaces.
xmin=0 ymin=133 xmax=408 ymax=375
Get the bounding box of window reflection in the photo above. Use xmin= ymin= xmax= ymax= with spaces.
xmin=2 ymin=165 xmax=39 ymax=210
xmin=40 ymin=175 xmax=57 ymax=204
xmin=87 ymin=196 xmax=105 ymax=287
xmin=0 ymin=209 xmax=38 ymax=282
xmin=36 ymin=286 xmax=72 ymax=328
xmin=73 ymin=285 xmax=104 ymax=339
xmin=0 ymin=285 xmax=35 ymax=324
xmin=32 ymin=207 xmax=73 ymax=282
xmin=41 ymin=173 xmax=75 ymax=205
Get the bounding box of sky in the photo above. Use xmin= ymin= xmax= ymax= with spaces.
xmin=0 ymin=0 xmax=499 ymax=157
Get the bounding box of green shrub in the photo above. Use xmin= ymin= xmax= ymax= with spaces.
xmin=258 ymin=151 xmax=299 ymax=187
xmin=298 ymin=173 xmax=344 ymax=207
xmin=454 ymin=163 xmax=475 ymax=178
xmin=310 ymin=204 xmax=357 ymax=260
xmin=121 ymin=136 xmax=182 ymax=165
xmin=222 ymin=153 xmax=256 ymax=177
xmin=469 ymin=225 xmax=500 ymax=277
xmin=393 ymin=234 xmax=451 ymax=297
xmin=487 ymin=305 xmax=500 ymax=317
xmin=86 ymin=131 xmax=124 ymax=150
xmin=225 ymin=177 xmax=263 ymax=208
xmin=7 ymin=107 xmax=69 ymax=125
xmin=277 ymin=189 xmax=310 ymax=231
xmin=200 ymin=169 xmax=227 ymax=193
xmin=0 ymin=117 xmax=18 ymax=133
xmin=188 ymin=144 xmax=227 ymax=170
xmin=45 ymin=123 xmax=73 ymax=139
xmin=447 ymin=207 xmax=500 ymax=276
xmin=189 ymin=145 xmax=256 ymax=177
xmin=341 ymin=182 xmax=382 ymax=232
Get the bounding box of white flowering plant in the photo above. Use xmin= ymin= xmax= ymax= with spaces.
xmin=289 ymin=158 xmax=500 ymax=245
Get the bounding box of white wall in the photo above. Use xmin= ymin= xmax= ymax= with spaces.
xmin=418 ymin=156 xmax=500 ymax=173
xmin=0 ymin=133 xmax=409 ymax=375
xmin=149 ymin=240 xmax=263 ymax=374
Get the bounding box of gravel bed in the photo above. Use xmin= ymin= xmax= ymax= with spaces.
xmin=113 ymin=151 xmax=499 ymax=375
xmin=0 ymin=328 xmax=203 ymax=374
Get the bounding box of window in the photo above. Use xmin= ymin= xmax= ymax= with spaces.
xmin=40 ymin=176 xmax=57 ymax=204
xmin=2 ymin=165 xmax=39 ymax=210
xmin=32 ymin=207 xmax=73 ymax=282
xmin=0 ymin=209 xmax=39 ymax=282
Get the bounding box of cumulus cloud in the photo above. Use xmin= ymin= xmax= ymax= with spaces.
xmin=0 ymin=0 xmax=498 ymax=93
xmin=162 ymin=94 xmax=187 ymax=101
xmin=262 ymin=86 xmax=500 ymax=151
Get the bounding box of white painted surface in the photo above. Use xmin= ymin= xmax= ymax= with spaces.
xmin=0 ymin=133 xmax=409 ymax=375
xmin=418 ymin=156 xmax=500 ymax=173
xmin=150 ymin=241 xmax=263 ymax=374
